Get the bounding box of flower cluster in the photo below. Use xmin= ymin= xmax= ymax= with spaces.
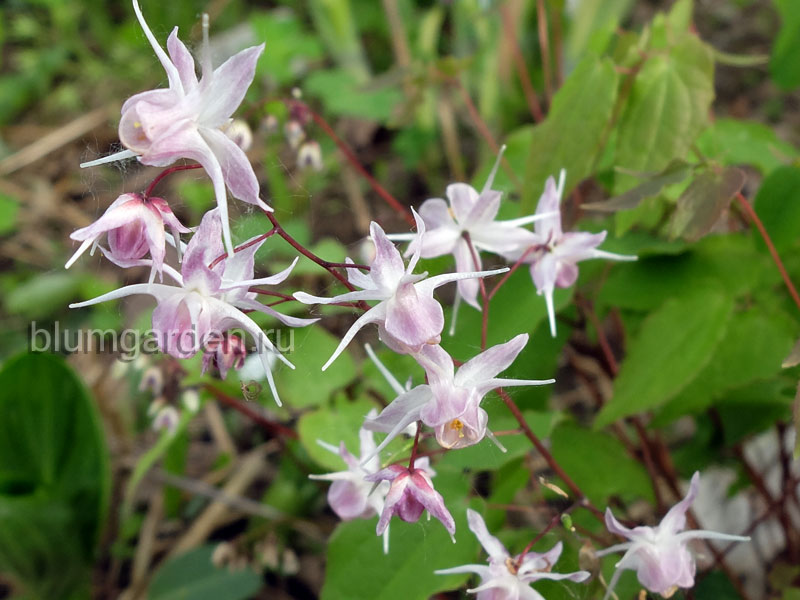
xmin=66 ymin=4 xmax=751 ymax=600
xmin=68 ymin=0 xmax=317 ymax=405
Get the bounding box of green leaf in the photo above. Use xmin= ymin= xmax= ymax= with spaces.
xmin=752 ymin=166 xmax=800 ymax=253
xmin=695 ymin=118 xmax=798 ymax=175
xmin=615 ymin=34 xmax=714 ymax=172
xmin=321 ymin=504 xmax=478 ymax=600
xmin=521 ymin=56 xmax=619 ymax=211
xmin=0 ymin=353 xmax=110 ymax=598
xmin=771 ymin=0 xmax=800 ymax=90
xmin=277 ymin=327 xmax=357 ymax=408
xmin=598 ymin=234 xmax=770 ymax=311
xmin=670 ymin=167 xmax=745 ymax=242
xmin=550 ymin=422 xmax=654 ymax=505
xmin=654 ymin=307 xmax=795 ymax=424
xmin=595 ymin=289 xmax=734 ymax=428
xmin=148 ymin=545 xmax=262 ymax=600
xmin=566 ymin=0 xmax=633 ymax=61
xmin=298 ymin=396 xmax=377 ymax=471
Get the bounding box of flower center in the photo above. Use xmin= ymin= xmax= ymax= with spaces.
xmin=449 ymin=419 xmax=465 ymax=438
xmin=504 ymin=557 xmax=519 ymax=575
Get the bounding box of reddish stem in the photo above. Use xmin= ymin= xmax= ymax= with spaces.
xmin=144 ymin=164 xmax=203 ymax=199
xmin=521 ymin=502 xmax=579 ymax=555
xmin=499 ymin=3 xmax=544 ymax=123
xmin=304 ymin=105 xmax=415 ymax=227
xmin=408 ymin=421 xmax=422 ymax=469
xmin=489 ymin=245 xmax=536 ymax=301
xmin=208 ymin=228 xmax=278 ymax=270
xmin=204 ymin=383 xmax=297 ymax=439
xmin=736 ymin=192 xmax=800 ymax=313
xmin=496 ymin=387 xmax=604 ymax=521
xmin=264 ymin=210 xmax=371 ymax=312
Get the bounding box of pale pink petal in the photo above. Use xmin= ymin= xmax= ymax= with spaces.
xmin=369 ymin=222 xmax=405 ymax=290
xmin=659 ymin=471 xmax=700 ymax=535
xmin=383 ymin=281 xmax=444 ymax=349
xmin=166 ymin=28 xmax=197 ymax=93
xmin=132 ymin=0 xmax=184 ymax=94
xmin=453 ymin=238 xmax=481 ymax=310
xmin=408 ymin=470 xmax=455 ymax=536
xmin=465 ymin=189 xmax=502 ymax=226
xmin=321 ymin=302 xmax=388 ymax=371
xmin=466 ymin=509 xmax=509 ymax=561
xmin=328 ymin=480 xmax=369 ymax=520
xmin=455 ymin=334 xmax=529 ymax=388
xmin=555 ymin=261 xmax=579 ymax=288
xmin=534 ymin=175 xmax=563 ymax=240
xmin=197 ymin=44 xmax=265 ymax=127
xmin=446 ymin=183 xmax=479 ymax=223
xmin=200 ymin=127 xmax=265 ymax=207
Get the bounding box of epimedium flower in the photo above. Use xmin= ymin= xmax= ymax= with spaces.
xmin=65 ymin=192 xmax=190 ymax=281
xmin=436 ymin=509 xmax=590 ymax=600
xmin=362 ymin=334 xmax=554 ymax=459
xmin=293 ymin=211 xmax=508 ymax=371
xmin=598 ymin=472 xmax=750 ymax=600
xmin=390 ymin=147 xmax=550 ymax=330
xmin=364 ymin=460 xmax=455 ymax=542
xmin=505 ymin=170 xmax=637 ymax=337
xmin=308 ymin=411 xmax=393 ymax=553
xmin=81 ymin=0 xmax=268 ymax=257
xmin=69 ymin=209 xmax=317 ymax=405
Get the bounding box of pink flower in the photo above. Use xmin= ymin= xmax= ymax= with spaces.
xmin=391 ymin=148 xmax=547 ymax=320
xmin=506 ymin=170 xmax=636 ymax=337
xmin=598 ymin=472 xmax=750 ymax=599
xmin=69 ymin=209 xmax=317 ymax=405
xmin=308 ymin=413 xmax=396 ymax=553
xmin=65 ymin=193 xmax=190 ymax=281
xmin=293 ymin=211 xmax=508 ymax=370
xmin=362 ymin=334 xmax=553 ymax=459
xmin=436 ymin=509 xmax=590 ymax=599
xmin=81 ymin=0 xmax=268 ymax=257
xmin=364 ymin=461 xmax=455 ymax=541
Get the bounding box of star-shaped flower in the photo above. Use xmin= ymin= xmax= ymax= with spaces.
xmin=362 ymin=334 xmax=553 ymax=458
xmin=598 ymin=472 xmax=750 ymax=600
xmin=390 ymin=148 xmax=550 ymax=327
xmin=505 ymin=170 xmax=637 ymax=337
xmin=294 ymin=211 xmax=508 ymax=370
xmin=436 ymin=509 xmax=590 ymax=599
xmin=69 ymin=209 xmax=317 ymax=405
xmin=81 ymin=0 xmax=268 ymax=257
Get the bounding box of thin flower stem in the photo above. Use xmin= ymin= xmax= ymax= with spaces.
xmin=736 ymin=192 xmax=800 ymax=313
xmin=496 ymin=387 xmax=605 ymax=522
xmin=463 ymin=232 xmax=489 ymax=350
xmin=521 ymin=502 xmax=579 ymax=554
xmin=204 ymin=383 xmax=298 ymax=439
xmin=450 ymin=78 xmax=522 ymax=189
xmin=489 ymin=245 xmax=536 ymax=300
xmin=408 ymin=421 xmax=422 ymax=469
xmin=263 ymin=210 xmax=371 ymax=311
xmin=304 ymin=104 xmax=415 ymax=227
xmin=208 ymin=228 xmax=278 ymax=270
xmin=144 ymin=164 xmax=203 ymax=199
xmin=499 ymin=3 xmax=544 ymax=122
